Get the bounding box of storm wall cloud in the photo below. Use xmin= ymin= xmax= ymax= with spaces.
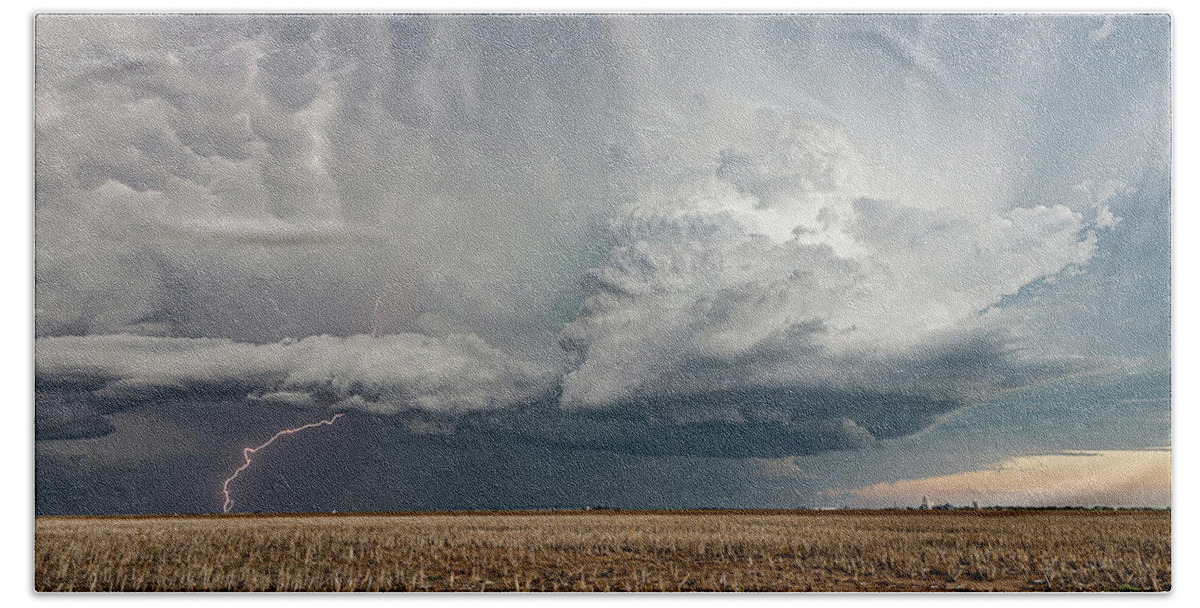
xmin=34 ymin=14 xmax=1170 ymax=512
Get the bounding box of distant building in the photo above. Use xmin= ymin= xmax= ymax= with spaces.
xmin=920 ymin=496 xmax=931 ymax=510
xmin=972 ymin=500 xmax=981 ymax=510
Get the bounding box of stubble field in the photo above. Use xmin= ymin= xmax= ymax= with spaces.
xmin=35 ymin=510 xmax=1169 ymax=592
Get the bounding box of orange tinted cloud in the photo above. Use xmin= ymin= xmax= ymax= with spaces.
xmin=836 ymin=449 xmax=1170 ymax=508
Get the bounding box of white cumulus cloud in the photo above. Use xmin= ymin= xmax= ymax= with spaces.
xmin=560 ymin=114 xmax=1102 ymax=444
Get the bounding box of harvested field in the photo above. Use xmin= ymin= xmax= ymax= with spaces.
xmin=35 ymin=510 xmax=1169 ymax=592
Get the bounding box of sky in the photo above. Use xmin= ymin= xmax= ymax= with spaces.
xmin=32 ymin=13 xmax=1171 ymax=514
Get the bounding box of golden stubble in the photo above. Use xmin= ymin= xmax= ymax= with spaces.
xmin=35 ymin=510 xmax=1170 ymax=592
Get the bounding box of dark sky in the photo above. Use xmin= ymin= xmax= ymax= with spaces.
xmin=34 ymin=14 xmax=1171 ymax=514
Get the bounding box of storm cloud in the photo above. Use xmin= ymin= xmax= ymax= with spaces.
xmin=36 ymin=333 xmax=554 ymax=416
xmin=34 ymin=13 xmax=1169 ymax=505
xmin=560 ymin=114 xmax=1107 ymax=413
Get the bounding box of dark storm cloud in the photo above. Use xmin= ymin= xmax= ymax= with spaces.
xmin=35 ymin=13 xmax=1169 ymax=478
xmin=35 ymin=391 xmax=116 ymax=441
xmin=35 ymin=405 xmax=804 ymax=515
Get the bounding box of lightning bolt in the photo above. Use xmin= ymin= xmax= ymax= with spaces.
xmin=221 ymin=413 xmax=344 ymax=513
